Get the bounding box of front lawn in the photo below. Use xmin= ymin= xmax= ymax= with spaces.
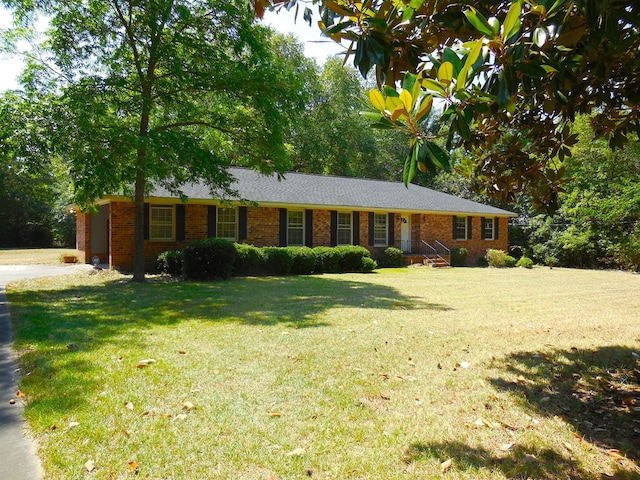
xmin=6 ymin=267 xmax=640 ymax=479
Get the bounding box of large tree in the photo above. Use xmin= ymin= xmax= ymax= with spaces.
xmin=3 ymin=0 xmax=310 ymax=280
xmin=257 ymin=0 xmax=640 ymax=209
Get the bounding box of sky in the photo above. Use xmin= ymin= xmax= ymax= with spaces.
xmin=0 ymin=6 xmax=347 ymax=92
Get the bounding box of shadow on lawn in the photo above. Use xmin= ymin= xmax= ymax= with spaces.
xmin=7 ymin=274 xmax=449 ymax=416
xmin=487 ymin=345 xmax=640 ymax=475
xmin=403 ymin=441 xmax=639 ymax=479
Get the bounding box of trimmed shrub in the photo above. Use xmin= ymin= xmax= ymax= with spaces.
xmin=516 ymin=256 xmax=534 ymax=269
xmin=263 ymin=247 xmax=294 ymax=275
xmin=450 ymin=247 xmax=468 ymax=267
xmin=314 ymin=246 xmax=341 ymax=273
xmin=183 ymin=238 xmax=236 ymax=280
xmin=504 ymin=255 xmax=517 ymax=268
xmin=287 ymin=247 xmax=317 ymax=275
xmin=157 ymin=249 xmax=183 ymax=276
xmin=486 ymin=248 xmax=508 ymax=268
xmin=335 ymin=245 xmax=373 ymax=272
xmin=234 ymin=244 xmax=265 ymax=276
xmin=378 ymin=247 xmax=404 ymax=268
xmin=361 ymin=256 xmax=378 ymax=272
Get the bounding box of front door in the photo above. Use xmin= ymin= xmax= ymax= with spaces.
xmin=401 ymin=214 xmax=411 ymax=252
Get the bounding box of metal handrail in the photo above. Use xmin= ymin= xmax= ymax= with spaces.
xmin=421 ymin=239 xmax=451 ymax=267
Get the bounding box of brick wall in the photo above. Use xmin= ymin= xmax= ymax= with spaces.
xmin=247 ymin=207 xmax=280 ymax=246
xmin=84 ymin=200 xmax=509 ymax=271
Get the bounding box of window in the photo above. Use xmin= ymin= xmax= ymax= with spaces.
xmin=455 ymin=216 xmax=468 ymax=240
xmin=217 ymin=207 xmax=237 ymax=241
xmin=483 ymin=218 xmax=495 ymax=240
xmin=287 ymin=210 xmax=304 ymax=246
xmin=150 ymin=206 xmax=174 ymax=241
xmin=337 ymin=212 xmax=352 ymax=245
xmin=374 ymin=213 xmax=388 ymax=247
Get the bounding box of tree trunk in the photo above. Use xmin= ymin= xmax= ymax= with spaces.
xmin=132 ymin=164 xmax=146 ymax=282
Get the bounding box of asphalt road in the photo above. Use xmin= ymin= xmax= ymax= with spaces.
xmin=0 ymin=264 xmax=85 ymax=480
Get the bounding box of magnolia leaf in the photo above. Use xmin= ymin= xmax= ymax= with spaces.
xmin=464 ymin=7 xmax=494 ymax=37
xmin=438 ymin=62 xmax=454 ymax=87
xmin=125 ymin=401 xmax=134 ymax=411
xmin=182 ymin=400 xmax=195 ymax=410
xmin=399 ymin=89 xmax=413 ymax=112
xmin=174 ymin=413 xmax=188 ymax=421
xmin=178 ymin=350 xmax=187 ymax=355
xmin=421 ymin=79 xmax=447 ymax=96
xmin=369 ymin=89 xmax=386 ymax=111
xmin=415 ymin=94 xmax=433 ymax=123
xmin=137 ymin=358 xmax=156 ymax=368
xmin=385 ymin=96 xmax=403 ymax=112
xmin=502 ymin=1 xmax=522 ymax=42
xmin=16 ymin=389 xmax=26 ymax=398
xmin=128 ymin=461 xmax=139 ymax=472
xmin=441 ymin=458 xmax=453 ymax=472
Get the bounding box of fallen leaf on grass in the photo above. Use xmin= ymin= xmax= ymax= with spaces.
xmin=16 ymin=389 xmax=26 ymax=398
xmin=267 ymin=412 xmax=282 ymax=417
xmin=142 ymin=410 xmax=156 ymax=418
xmin=515 ymin=374 xmax=527 ymax=385
xmin=286 ymin=448 xmax=306 ymax=457
xmin=136 ymin=359 xmax=156 ymax=368
xmin=125 ymin=402 xmax=134 ymax=411
xmin=502 ymin=443 xmax=514 ymax=451
xmin=84 ymin=459 xmax=95 ymax=472
xmin=128 ymin=461 xmax=138 ymax=472
xmin=69 ymin=421 xmax=80 ymax=428
xmin=173 ymin=413 xmax=188 ymax=421
xmin=607 ymin=449 xmax=625 ymax=461
xmin=178 ymin=350 xmax=187 ymax=355
xmin=8 ymin=399 xmax=16 ymax=405
xmin=472 ymin=417 xmax=495 ymax=429
xmin=441 ymin=458 xmax=452 ymax=473
xmin=182 ymin=401 xmax=195 ymax=411
xmin=160 ymin=413 xmax=172 ymax=419
xmin=562 ymin=441 xmax=573 ymax=452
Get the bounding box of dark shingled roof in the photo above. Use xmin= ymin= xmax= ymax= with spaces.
xmin=149 ymin=167 xmax=515 ymax=216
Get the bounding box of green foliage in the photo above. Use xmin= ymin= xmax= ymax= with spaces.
xmin=545 ymin=256 xmax=560 ymax=268
xmin=361 ymin=256 xmax=377 ymax=273
xmin=233 ymin=244 xmax=265 ymax=277
xmin=615 ymin=226 xmax=640 ymax=272
xmin=450 ymin=247 xmax=468 ymax=267
xmin=313 ymin=246 xmax=342 ymax=274
xmin=335 ymin=245 xmax=373 ymax=272
xmin=258 ymin=0 xmax=640 ymax=210
xmin=504 ymin=255 xmax=517 ymax=268
xmin=157 ymin=250 xmax=184 ymax=276
xmin=516 ymin=257 xmax=534 ymax=269
xmin=486 ymin=249 xmax=508 ymax=268
xmin=183 ymin=238 xmax=236 ymax=280
xmin=287 ymin=247 xmax=317 ymax=275
xmin=4 ymin=1 xmax=312 ymax=280
xmin=378 ymin=247 xmax=404 ymax=268
xmin=262 ymin=247 xmax=294 ymax=276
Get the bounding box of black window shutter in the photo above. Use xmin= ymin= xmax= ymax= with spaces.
xmin=144 ymin=203 xmax=150 ymax=240
xmin=279 ymin=208 xmax=287 ymax=247
xmin=368 ymin=212 xmax=375 ymax=246
xmin=452 ymin=216 xmax=457 ymax=239
xmin=305 ymin=210 xmax=313 ymax=247
xmin=481 ymin=217 xmax=486 ymax=240
xmin=207 ymin=206 xmax=217 ymax=238
xmin=494 ymin=217 xmax=499 ymax=240
xmin=239 ymin=207 xmax=248 ymax=241
xmin=388 ymin=213 xmax=395 ymax=246
xmin=353 ymin=211 xmax=360 ymax=245
xmin=176 ymin=204 xmax=186 ymax=241
xmin=467 ymin=216 xmax=473 ymax=240
xmin=330 ymin=210 xmax=338 ymax=246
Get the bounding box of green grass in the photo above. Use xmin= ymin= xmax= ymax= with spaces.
xmin=6 ymin=267 xmax=640 ymax=479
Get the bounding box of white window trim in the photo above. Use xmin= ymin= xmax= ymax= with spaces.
xmin=374 ymin=213 xmax=388 ymax=247
xmin=149 ymin=205 xmax=175 ymax=242
xmin=287 ymin=210 xmax=305 ymax=246
xmin=217 ymin=207 xmax=238 ymax=242
xmin=483 ymin=217 xmax=495 ymax=240
xmin=455 ymin=216 xmax=468 ymax=241
xmin=337 ymin=212 xmax=353 ymax=245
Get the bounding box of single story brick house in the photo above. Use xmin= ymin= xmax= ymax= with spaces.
xmin=74 ymin=167 xmax=516 ymax=271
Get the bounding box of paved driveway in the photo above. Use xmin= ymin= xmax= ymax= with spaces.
xmin=0 ymin=264 xmax=86 ymax=480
